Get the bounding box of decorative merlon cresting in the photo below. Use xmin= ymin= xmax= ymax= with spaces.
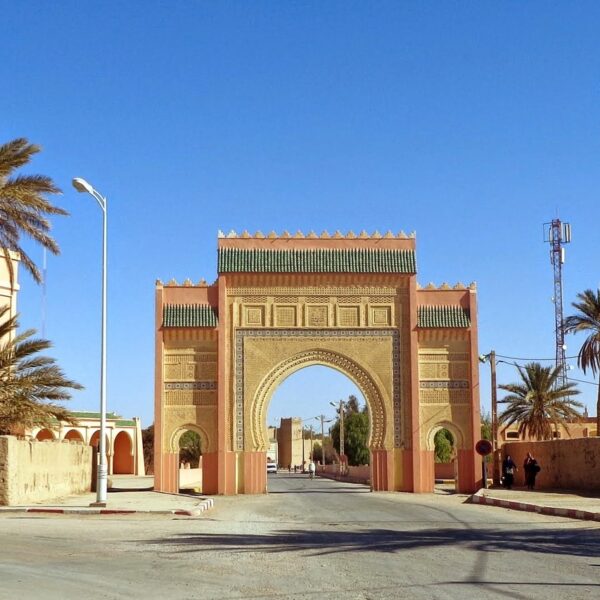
xmin=217 ymin=229 xmax=416 ymax=239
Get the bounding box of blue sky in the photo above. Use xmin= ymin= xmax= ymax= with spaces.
xmin=2 ymin=2 xmax=599 ymax=428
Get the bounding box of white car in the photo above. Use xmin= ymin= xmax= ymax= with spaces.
xmin=267 ymin=462 xmax=277 ymax=474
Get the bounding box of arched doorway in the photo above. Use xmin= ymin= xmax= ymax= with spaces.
xmin=426 ymin=422 xmax=466 ymax=493
xmin=64 ymin=429 xmax=84 ymax=442
xmin=268 ymin=365 xmax=369 ymax=482
xmin=170 ymin=425 xmax=209 ymax=493
xmin=113 ymin=431 xmax=134 ymax=474
xmin=36 ymin=429 xmax=55 ymax=441
xmin=433 ymin=427 xmax=457 ymax=493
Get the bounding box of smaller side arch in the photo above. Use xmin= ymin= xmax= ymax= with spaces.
xmin=63 ymin=429 xmax=85 ymax=442
xmin=113 ymin=431 xmax=135 ymax=474
xmin=169 ymin=423 xmax=210 ymax=456
xmin=425 ymin=421 xmax=465 ymax=452
xmin=36 ymin=428 xmax=56 ymax=441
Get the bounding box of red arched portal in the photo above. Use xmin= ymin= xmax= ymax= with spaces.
xmin=36 ymin=429 xmax=55 ymax=441
xmin=113 ymin=431 xmax=134 ymax=474
xmin=64 ymin=429 xmax=84 ymax=442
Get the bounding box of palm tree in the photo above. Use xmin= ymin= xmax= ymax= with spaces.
xmin=0 ymin=137 xmax=67 ymax=285
xmin=498 ymin=362 xmax=583 ymax=440
xmin=564 ymin=289 xmax=600 ymax=435
xmin=0 ymin=305 xmax=82 ymax=435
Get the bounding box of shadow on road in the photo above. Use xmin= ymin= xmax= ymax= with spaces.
xmin=142 ymin=525 xmax=600 ymax=561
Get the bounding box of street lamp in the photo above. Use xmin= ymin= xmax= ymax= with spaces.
xmin=72 ymin=177 xmax=108 ymax=506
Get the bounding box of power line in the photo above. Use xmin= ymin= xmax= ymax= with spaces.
xmin=567 ymin=377 xmax=599 ymax=387
xmin=495 ymin=353 xmax=579 ymax=361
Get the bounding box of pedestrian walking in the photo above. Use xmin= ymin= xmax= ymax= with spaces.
xmin=501 ymin=454 xmax=517 ymax=489
xmin=523 ymin=452 xmax=541 ymax=490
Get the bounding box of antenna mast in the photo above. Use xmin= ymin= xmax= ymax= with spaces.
xmin=543 ymin=218 xmax=571 ymax=385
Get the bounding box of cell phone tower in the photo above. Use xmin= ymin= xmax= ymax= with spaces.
xmin=543 ymin=219 xmax=571 ymax=386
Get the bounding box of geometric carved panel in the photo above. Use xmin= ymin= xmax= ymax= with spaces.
xmin=274 ymin=305 xmax=297 ymax=327
xmin=244 ymin=305 xmax=265 ymax=327
xmin=371 ymin=306 xmax=391 ymax=326
xmin=306 ymin=305 xmax=328 ymax=327
xmin=338 ymin=306 xmax=360 ymax=327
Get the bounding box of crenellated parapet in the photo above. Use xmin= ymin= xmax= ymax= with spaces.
xmin=417 ymin=282 xmax=477 ymax=290
xmin=217 ymin=229 xmax=416 ymax=240
xmin=156 ymin=278 xmax=211 ymax=287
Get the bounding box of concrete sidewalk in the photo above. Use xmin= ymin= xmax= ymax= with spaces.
xmin=0 ymin=476 xmax=214 ymax=517
xmin=472 ymin=486 xmax=600 ymax=522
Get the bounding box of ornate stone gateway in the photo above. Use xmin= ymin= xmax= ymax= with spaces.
xmin=154 ymin=231 xmax=481 ymax=495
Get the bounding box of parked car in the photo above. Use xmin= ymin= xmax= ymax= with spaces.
xmin=267 ymin=462 xmax=277 ymax=474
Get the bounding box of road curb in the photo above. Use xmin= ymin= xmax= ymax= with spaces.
xmin=470 ymin=490 xmax=600 ymax=522
xmin=0 ymin=497 xmax=214 ymax=517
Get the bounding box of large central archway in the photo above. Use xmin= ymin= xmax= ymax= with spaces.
xmin=252 ymin=349 xmax=385 ymax=453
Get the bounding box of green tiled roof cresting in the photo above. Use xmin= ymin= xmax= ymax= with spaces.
xmin=163 ymin=304 xmax=218 ymax=327
xmin=218 ymin=247 xmax=416 ymax=273
xmin=417 ymin=306 xmax=470 ymax=328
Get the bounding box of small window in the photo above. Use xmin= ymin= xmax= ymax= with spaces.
xmin=506 ymin=432 xmax=519 ymax=439
xmin=552 ymin=431 xmax=561 ymax=439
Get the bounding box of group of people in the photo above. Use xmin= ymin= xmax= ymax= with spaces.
xmin=287 ymin=461 xmax=317 ymax=477
xmin=501 ymin=452 xmax=541 ymax=490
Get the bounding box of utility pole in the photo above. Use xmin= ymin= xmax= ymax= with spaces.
xmin=330 ymin=400 xmax=345 ymax=459
xmin=544 ymin=219 xmax=571 ymax=386
xmin=316 ymin=415 xmax=332 ymax=465
xmin=480 ymin=351 xmax=499 ymax=486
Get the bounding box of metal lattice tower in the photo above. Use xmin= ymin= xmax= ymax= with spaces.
xmin=543 ymin=219 xmax=571 ymax=385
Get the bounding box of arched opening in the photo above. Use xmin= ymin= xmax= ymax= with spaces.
xmin=36 ymin=429 xmax=55 ymax=441
xmin=433 ymin=428 xmax=456 ymax=493
xmin=176 ymin=429 xmax=203 ymax=492
xmin=267 ymin=364 xmax=371 ymax=489
xmin=426 ymin=422 xmax=464 ymax=493
xmin=64 ymin=429 xmax=84 ymax=442
xmin=113 ymin=431 xmax=134 ymax=474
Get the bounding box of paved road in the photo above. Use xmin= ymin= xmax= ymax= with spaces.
xmin=1 ymin=472 xmax=599 ymax=599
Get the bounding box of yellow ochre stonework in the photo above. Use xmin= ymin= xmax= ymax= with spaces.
xmin=154 ymin=231 xmax=481 ymax=495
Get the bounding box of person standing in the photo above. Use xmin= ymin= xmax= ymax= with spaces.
xmin=523 ymin=452 xmax=540 ymax=490
xmin=502 ymin=454 xmax=517 ymax=489
xmin=308 ymin=460 xmax=316 ymax=479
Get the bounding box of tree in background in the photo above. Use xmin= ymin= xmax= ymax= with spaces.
xmin=434 ymin=429 xmax=454 ymax=463
xmin=179 ymin=430 xmax=202 ymax=468
xmin=0 ymin=138 xmax=67 ymax=285
xmin=564 ymin=289 xmax=600 ymax=435
xmin=0 ymin=306 xmax=82 ymax=434
xmin=480 ymin=411 xmax=492 ymax=441
xmin=142 ymin=424 xmax=154 ymax=474
xmin=331 ymin=395 xmax=370 ymax=466
xmin=499 ymin=362 xmax=583 ymax=440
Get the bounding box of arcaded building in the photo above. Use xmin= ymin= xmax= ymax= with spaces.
xmin=154 ymin=231 xmax=481 ymax=495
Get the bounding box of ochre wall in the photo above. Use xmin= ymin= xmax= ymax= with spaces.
xmin=503 ymin=438 xmax=600 ymax=490
xmin=0 ymin=436 xmax=92 ymax=505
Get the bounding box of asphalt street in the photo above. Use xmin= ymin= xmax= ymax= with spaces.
xmin=1 ymin=473 xmax=599 ymax=600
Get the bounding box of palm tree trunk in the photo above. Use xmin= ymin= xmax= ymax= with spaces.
xmin=597 ymin=379 xmax=600 ymax=436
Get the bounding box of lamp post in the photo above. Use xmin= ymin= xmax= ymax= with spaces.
xmin=480 ymin=351 xmax=499 ymax=486
xmin=72 ymin=177 xmax=108 ymax=505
